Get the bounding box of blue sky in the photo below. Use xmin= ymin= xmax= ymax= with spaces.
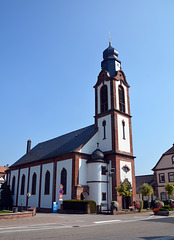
xmin=0 ymin=0 xmax=174 ymax=175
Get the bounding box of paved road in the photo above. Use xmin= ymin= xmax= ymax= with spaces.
xmin=0 ymin=212 xmax=174 ymax=239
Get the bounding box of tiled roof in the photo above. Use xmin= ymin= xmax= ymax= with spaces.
xmin=11 ymin=124 xmax=97 ymax=168
xmin=136 ymin=174 xmax=155 ymax=193
xmin=0 ymin=166 xmax=7 ymax=174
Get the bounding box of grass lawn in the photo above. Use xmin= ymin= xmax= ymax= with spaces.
xmin=0 ymin=210 xmax=13 ymax=214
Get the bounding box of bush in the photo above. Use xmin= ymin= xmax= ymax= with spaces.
xmin=155 ymin=200 xmax=164 ymax=209
xmin=0 ymin=182 xmax=13 ymax=210
xmin=63 ymin=200 xmax=96 ymax=213
xmin=159 ymin=207 xmax=171 ymax=211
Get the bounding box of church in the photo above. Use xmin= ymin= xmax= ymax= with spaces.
xmin=6 ymin=42 xmax=136 ymax=211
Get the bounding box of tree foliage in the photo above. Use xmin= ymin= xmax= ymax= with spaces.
xmin=141 ymin=183 xmax=153 ymax=197
xmin=0 ymin=182 xmax=13 ymax=210
xmin=116 ymin=179 xmax=132 ymax=197
xmin=164 ymin=183 xmax=174 ymax=198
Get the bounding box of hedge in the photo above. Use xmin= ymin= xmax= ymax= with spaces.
xmin=63 ymin=200 xmax=97 ymax=213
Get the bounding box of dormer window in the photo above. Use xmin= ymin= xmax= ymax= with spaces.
xmin=119 ymin=85 xmax=125 ymax=113
xmin=100 ymin=85 xmax=108 ymax=113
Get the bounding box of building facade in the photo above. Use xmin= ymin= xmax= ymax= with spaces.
xmin=153 ymin=144 xmax=174 ymax=201
xmin=6 ymin=43 xmax=136 ymax=211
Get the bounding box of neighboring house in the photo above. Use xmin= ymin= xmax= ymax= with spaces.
xmin=136 ymin=174 xmax=156 ymax=204
xmin=0 ymin=165 xmax=8 ymax=188
xmin=6 ymin=42 xmax=136 ymax=211
xmin=152 ymin=144 xmax=174 ymax=201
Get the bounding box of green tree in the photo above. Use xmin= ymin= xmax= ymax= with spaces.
xmin=140 ymin=183 xmax=153 ymax=208
xmin=0 ymin=182 xmax=13 ymax=210
xmin=164 ymin=183 xmax=174 ymax=199
xmin=116 ymin=179 xmax=132 ymax=209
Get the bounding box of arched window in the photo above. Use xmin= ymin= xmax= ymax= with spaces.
xmin=44 ymin=170 xmax=50 ymax=195
xmin=12 ymin=176 xmax=15 ymax=195
xmin=31 ymin=172 xmax=37 ymax=195
xmin=61 ymin=168 xmax=67 ymax=195
xmin=100 ymin=85 xmax=108 ymax=113
xmin=21 ymin=174 xmax=25 ymax=195
xmin=119 ymin=85 xmax=125 ymax=112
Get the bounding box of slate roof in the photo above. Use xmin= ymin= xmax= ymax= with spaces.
xmin=136 ymin=174 xmax=155 ymax=193
xmin=152 ymin=144 xmax=174 ymax=170
xmin=11 ymin=124 xmax=97 ymax=168
xmin=163 ymin=144 xmax=174 ymax=156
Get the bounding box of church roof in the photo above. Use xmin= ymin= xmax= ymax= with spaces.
xmin=11 ymin=124 xmax=97 ymax=167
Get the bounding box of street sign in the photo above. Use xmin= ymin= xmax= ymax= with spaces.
xmin=59 ymin=194 xmax=63 ymax=199
xmin=59 ymin=184 xmax=63 ymax=190
xmin=59 ymin=189 xmax=63 ymax=194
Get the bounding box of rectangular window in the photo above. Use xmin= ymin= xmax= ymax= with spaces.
xmin=101 ymin=166 xmax=107 ymax=175
xmin=168 ymin=172 xmax=174 ymax=182
xmin=159 ymin=173 xmax=165 ymax=183
xmin=102 ymin=192 xmax=106 ymax=201
xmin=161 ymin=192 xmax=167 ymax=201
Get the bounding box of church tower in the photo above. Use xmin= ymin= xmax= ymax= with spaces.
xmin=94 ymin=42 xmax=136 ymax=207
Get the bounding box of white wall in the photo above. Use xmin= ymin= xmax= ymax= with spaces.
xmin=120 ymin=161 xmax=132 ymax=184
xmin=80 ymin=114 xmax=112 ymax=154
xmin=40 ymin=163 xmax=54 ymax=209
xmin=56 ymin=159 xmax=72 ymax=209
xmin=17 ymin=168 xmax=29 ymax=207
xmin=79 ymin=158 xmax=87 ymax=185
xmin=87 ymin=162 xmax=108 ymax=207
xmin=117 ymin=114 xmax=130 ymax=153
xmin=28 ymin=165 xmax=40 ymax=208
xmin=97 ymin=114 xmax=112 ymax=152
xmin=10 ymin=170 xmax=18 ymax=206
xmin=97 ymin=81 xmax=111 ymax=114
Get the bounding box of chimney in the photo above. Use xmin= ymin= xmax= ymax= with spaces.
xmin=26 ymin=139 xmax=31 ymax=154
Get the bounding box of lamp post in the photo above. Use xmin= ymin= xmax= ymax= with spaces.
xmin=26 ymin=192 xmax=31 ymax=211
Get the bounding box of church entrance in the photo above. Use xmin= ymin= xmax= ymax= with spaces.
xmin=122 ymin=196 xmax=131 ymax=209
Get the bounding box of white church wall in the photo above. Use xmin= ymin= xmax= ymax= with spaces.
xmin=97 ymin=81 xmax=111 ymax=114
xmin=117 ymin=114 xmax=130 ymax=153
xmin=79 ymin=158 xmax=87 ymax=185
xmin=28 ymin=165 xmax=40 ymax=208
xmin=97 ymin=114 xmax=112 ymax=152
xmin=17 ymin=168 xmax=29 ymax=207
xmin=56 ymin=159 xmax=72 ymax=209
xmin=120 ymin=161 xmax=132 ymax=184
xmin=10 ymin=170 xmax=18 ymax=205
xmin=115 ymin=81 xmax=128 ymax=114
xmin=80 ymin=132 xmax=99 ymax=154
xmin=87 ymin=162 xmax=108 ymax=206
xmin=40 ymin=163 xmax=53 ymax=209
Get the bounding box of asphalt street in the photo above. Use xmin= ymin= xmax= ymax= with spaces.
xmin=0 ymin=212 xmax=174 ymax=240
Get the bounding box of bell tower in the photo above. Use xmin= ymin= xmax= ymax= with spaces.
xmin=94 ymin=42 xmax=136 ymax=207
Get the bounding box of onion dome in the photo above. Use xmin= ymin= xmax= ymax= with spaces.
xmin=101 ymin=42 xmax=121 ymax=77
xmin=87 ymin=149 xmax=108 ymax=163
xmin=91 ymin=149 xmax=104 ymax=161
xmin=103 ymin=42 xmax=119 ymax=60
